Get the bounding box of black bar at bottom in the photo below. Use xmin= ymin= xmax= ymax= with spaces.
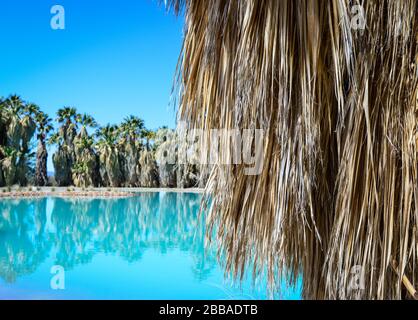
xmin=0 ymin=300 xmax=412 ymax=319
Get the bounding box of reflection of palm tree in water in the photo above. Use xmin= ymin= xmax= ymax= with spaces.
xmin=0 ymin=194 xmax=218 ymax=282
xmin=158 ymin=193 xmax=217 ymax=280
xmin=50 ymin=198 xmax=98 ymax=269
xmin=0 ymin=199 xmax=51 ymax=283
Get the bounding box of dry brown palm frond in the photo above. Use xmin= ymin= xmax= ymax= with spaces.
xmin=167 ymin=0 xmax=418 ymax=299
xmin=139 ymin=150 xmax=160 ymax=187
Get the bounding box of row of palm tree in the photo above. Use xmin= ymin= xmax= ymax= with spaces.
xmin=0 ymin=95 xmax=204 ymax=189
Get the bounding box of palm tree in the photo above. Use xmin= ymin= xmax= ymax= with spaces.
xmin=34 ymin=111 xmax=53 ymax=186
xmin=75 ymin=113 xmax=98 ymax=138
xmin=120 ymin=116 xmax=145 ymax=187
xmin=56 ymin=107 xmax=77 ymax=144
xmin=73 ymin=113 xmax=99 ymax=187
xmin=139 ymin=129 xmax=159 ymax=187
xmin=155 ymin=128 xmax=177 ymax=188
xmin=120 ymin=116 xmax=144 ymax=141
xmin=0 ymin=96 xmax=37 ymax=185
xmin=141 ymin=129 xmax=156 ymax=151
xmin=52 ymin=107 xmax=78 ymax=186
xmin=95 ymin=124 xmax=123 ymax=187
xmin=168 ymin=0 xmax=418 ymax=300
xmin=73 ymin=135 xmax=98 ymax=188
xmin=17 ymin=103 xmax=38 ymax=185
xmin=3 ymin=95 xmax=25 ymax=148
xmin=0 ymin=146 xmax=21 ymax=186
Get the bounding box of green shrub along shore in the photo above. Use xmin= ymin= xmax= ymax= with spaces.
xmin=0 ymin=95 xmax=206 ymax=189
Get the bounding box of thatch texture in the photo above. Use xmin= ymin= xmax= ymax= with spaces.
xmin=168 ymin=0 xmax=418 ymax=299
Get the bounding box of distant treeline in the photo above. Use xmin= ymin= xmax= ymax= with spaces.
xmin=0 ymin=95 xmax=207 ymax=188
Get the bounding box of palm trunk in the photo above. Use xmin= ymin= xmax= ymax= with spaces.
xmin=35 ymin=139 xmax=48 ymax=186
xmin=0 ymin=121 xmax=7 ymax=146
xmin=124 ymin=139 xmax=140 ymax=187
xmin=93 ymin=153 xmax=101 ymax=187
xmin=0 ymin=167 xmax=4 ymax=187
xmin=0 ymin=121 xmax=5 ymax=187
xmin=17 ymin=148 xmax=27 ymax=186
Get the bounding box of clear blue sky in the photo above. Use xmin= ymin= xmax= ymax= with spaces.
xmin=0 ymin=0 xmax=183 ymax=130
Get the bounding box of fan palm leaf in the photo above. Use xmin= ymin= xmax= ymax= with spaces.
xmin=167 ymin=0 xmax=418 ymax=299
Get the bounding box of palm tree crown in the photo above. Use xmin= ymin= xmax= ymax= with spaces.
xmin=56 ymin=107 xmax=77 ymax=124
xmin=76 ymin=113 xmax=98 ymax=129
xmin=120 ymin=116 xmax=144 ymax=141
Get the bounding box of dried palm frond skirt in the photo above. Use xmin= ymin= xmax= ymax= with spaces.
xmin=167 ymin=0 xmax=418 ymax=299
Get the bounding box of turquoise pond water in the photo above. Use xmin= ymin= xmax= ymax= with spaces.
xmin=0 ymin=193 xmax=301 ymax=300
